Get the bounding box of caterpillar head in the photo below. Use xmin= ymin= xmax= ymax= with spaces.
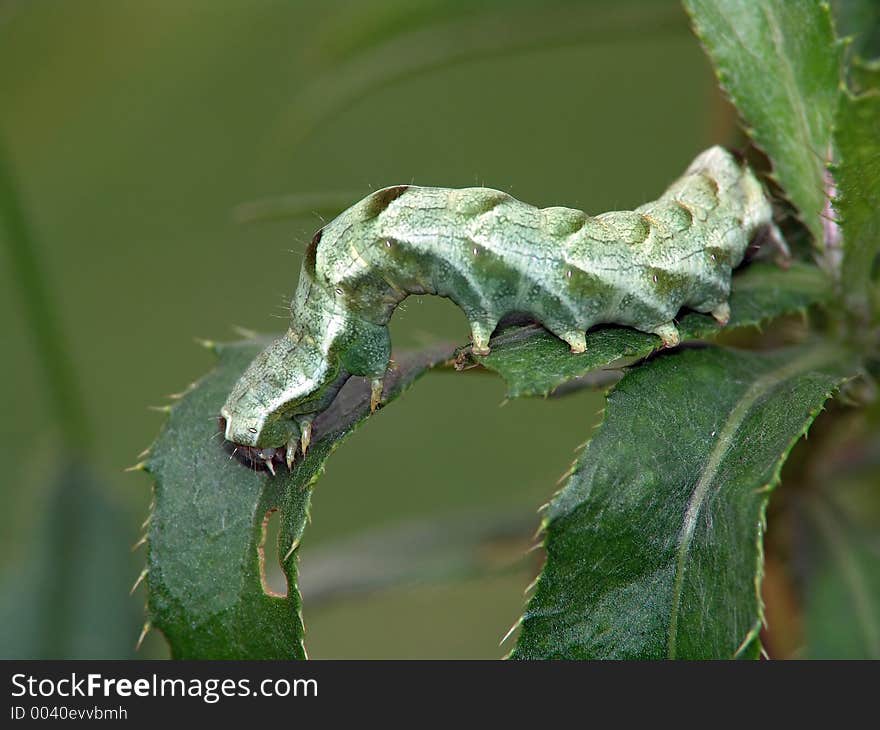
xmin=219 ymin=332 xmax=338 ymax=471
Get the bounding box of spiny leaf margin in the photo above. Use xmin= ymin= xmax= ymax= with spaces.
xmin=143 ymin=339 xmax=451 ymax=659
xmin=683 ymin=0 xmax=842 ymax=247
xmin=512 ymin=344 xmax=853 ymax=659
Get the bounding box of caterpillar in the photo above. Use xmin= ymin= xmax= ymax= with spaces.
xmin=220 ymin=146 xmax=785 ymax=472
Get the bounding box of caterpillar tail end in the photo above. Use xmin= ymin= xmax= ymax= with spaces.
xmin=370 ymin=378 xmax=384 ymax=413
xmin=653 ymin=322 xmax=681 ymax=349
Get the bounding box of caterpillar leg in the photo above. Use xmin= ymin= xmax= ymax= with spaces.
xmin=298 ymin=417 xmax=313 ymax=456
xmin=539 ymin=318 xmax=587 ymax=354
xmin=711 ymin=302 xmax=731 ymax=326
xmin=653 ymin=322 xmax=681 ymax=348
xmin=469 ymin=319 xmax=497 ymax=356
xmin=561 ymin=330 xmax=587 ymax=354
xmin=285 ymin=434 xmax=298 ymax=470
xmin=370 ymin=377 xmax=384 ymax=413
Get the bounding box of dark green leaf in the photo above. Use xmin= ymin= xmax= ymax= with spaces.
xmin=512 ymin=344 xmax=852 ymax=659
xmin=683 ymin=0 xmax=842 ymax=247
xmin=145 ymin=339 xmax=451 ymax=659
xmin=835 ymin=90 xmax=880 ymax=320
xmin=465 ymin=262 xmax=829 ymax=398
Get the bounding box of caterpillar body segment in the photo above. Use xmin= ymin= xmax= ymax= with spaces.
xmin=220 ymin=146 xmax=781 ymax=468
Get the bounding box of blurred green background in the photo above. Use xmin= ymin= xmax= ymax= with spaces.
xmin=0 ymin=0 xmax=728 ymax=659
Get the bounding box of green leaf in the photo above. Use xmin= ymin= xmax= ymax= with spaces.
xmin=512 ymin=344 xmax=852 ymax=659
xmin=464 ymin=262 xmax=830 ymax=398
xmin=835 ymin=90 xmax=880 ymax=320
xmin=144 ymin=339 xmax=450 ymax=659
xmin=683 ymin=0 xmax=842 ymax=247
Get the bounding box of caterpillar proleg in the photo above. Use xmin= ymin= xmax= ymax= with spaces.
xmin=220 ymin=146 xmax=785 ymax=470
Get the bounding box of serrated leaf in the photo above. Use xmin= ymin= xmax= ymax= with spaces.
xmin=512 ymin=344 xmax=853 ymax=659
xmin=835 ymin=90 xmax=880 ymax=320
xmin=145 ymin=340 xmax=451 ymax=659
xmin=683 ymin=0 xmax=842 ymax=247
xmin=465 ymin=262 xmax=829 ymax=398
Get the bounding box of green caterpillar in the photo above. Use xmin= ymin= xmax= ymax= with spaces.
xmin=220 ymin=146 xmax=784 ymax=472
